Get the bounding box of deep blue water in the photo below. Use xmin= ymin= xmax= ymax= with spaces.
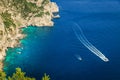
xmin=3 ymin=0 xmax=120 ymax=80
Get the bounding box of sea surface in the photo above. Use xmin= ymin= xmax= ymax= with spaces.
xmin=3 ymin=0 xmax=120 ymax=80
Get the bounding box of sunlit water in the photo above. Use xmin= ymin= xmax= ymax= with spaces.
xmin=3 ymin=0 xmax=120 ymax=80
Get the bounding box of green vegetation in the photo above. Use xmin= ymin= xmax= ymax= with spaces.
xmin=0 ymin=11 xmax=16 ymax=28
xmin=0 ymin=0 xmax=50 ymax=19
xmin=10 ymin=0 xmax=50 ymax=18
xmin=42 ymin=74 xmax=50 ymax=80
xmin=0 ymin=71 xmax=6 ymax=80
xmin=11 ymin=0 xmax=40 ymax=18
xmin=45 ymin=12 xmax=50 ymax=15
xmin=0 ymin=68 xmax=51 ymax=80
xmin=34 ymin=12 xmax=44 ymax=17
xmin=42 ymin=0 xmax=50 ymax=5
xmin=8 ymin=68 xmax=35 ymax=80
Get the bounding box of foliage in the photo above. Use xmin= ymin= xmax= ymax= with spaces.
xmin=34 ymin=12 xmax=44 ymax=17
xmin=11 ymin=0 xmax=39 ymax=18
xmin=0 ymin=0 xmax=48 ymax=19
xmin=42 ymin=73 xmax=50 ymax=80
xmin=8 ymin=68 xmax=35 ymax=80
xmin=45 ymin=12 xmax=50 ymax=15
xmin=42 ymin=0 xmax=50 ymax=5
xmin=0 ymin=68 xmax=51 ymax=80
xmin=0 ymin=71 xmax=6 ymax=80
xmin=0 ymin=0 xmax=51 ymax=29
xmin=0 ymin=11 xmax=16 ymax=28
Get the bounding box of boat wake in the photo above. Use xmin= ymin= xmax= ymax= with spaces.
xmin=72 ymin=23 xmax=109 ymax=62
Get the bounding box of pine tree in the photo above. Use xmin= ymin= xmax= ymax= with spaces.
xmin=0 ymin=68 xmax=51 ymax=80
xmin=8 ymin=68 xmax=35 ymax=80
xmin=42 ymin=73 xmax=50 ymax=80
xmin=0 ymin=71 xmax=6 ymax=80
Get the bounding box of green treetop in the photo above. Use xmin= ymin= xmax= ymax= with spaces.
xmin=0 ymin=68 xmax=51 ymax=80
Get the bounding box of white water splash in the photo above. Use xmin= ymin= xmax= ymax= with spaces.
xmin=75 ymin=54 xmax=82 ymax=61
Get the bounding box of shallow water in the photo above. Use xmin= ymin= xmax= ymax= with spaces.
xmin=4 ymin=0 xmax=120 ymax=80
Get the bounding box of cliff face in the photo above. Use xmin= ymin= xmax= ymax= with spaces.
xmin=0 ymin=0 xmax=59 ymax=27
xmin=0 ymin=0 xmax=59 ymax=70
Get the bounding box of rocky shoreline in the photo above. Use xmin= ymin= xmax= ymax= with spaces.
xmin=0 ymin=0 xmax=59 ymax=70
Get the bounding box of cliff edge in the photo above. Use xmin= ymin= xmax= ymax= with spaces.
xmin=0 ymin=0 xmax=59 ymax=70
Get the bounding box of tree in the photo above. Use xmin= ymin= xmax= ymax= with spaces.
xmin=0 ymin=68 xmax=51 ymax=80
xmin=8 ymin=68 xmax=35 ymax=80
xmin=0 ymin=71 xmax=6 ymax=80
xmin=42 ymin=73 xmax=50 ymax=80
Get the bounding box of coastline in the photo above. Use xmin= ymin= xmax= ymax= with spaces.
xmin=0 ymin=0 xmax=59 ymax=71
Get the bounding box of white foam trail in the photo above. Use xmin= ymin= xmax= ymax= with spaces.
xmin=75 ymin=55 xmax=82 ymax=61
xmin=72 ymin=23 xmax=109 ymax=62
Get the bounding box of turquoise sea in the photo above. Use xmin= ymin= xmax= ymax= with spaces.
xmin=3 ymin=0 xmax=120 ymax=80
